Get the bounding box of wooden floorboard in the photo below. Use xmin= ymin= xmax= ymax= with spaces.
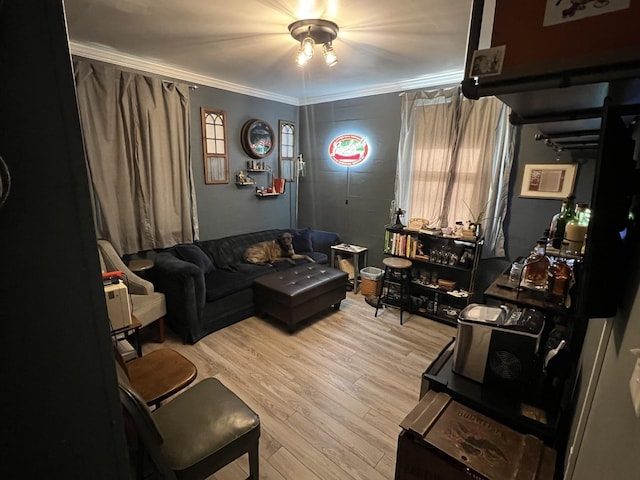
xmin=140 ymin=291 xmax=456 ymax=479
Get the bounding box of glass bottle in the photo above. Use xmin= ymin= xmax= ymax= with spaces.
xmin=549 ymin=200 xmax=567 ymax=247
xmin=522 ymin=237 xmax=551 ymax=290
xmin=552 ymin=195 xmax=576 ymax=250
xmin=564 ymin=203 xmax=589 ymax=255
xmin=548 ymin=258 xmax=572 ymax=304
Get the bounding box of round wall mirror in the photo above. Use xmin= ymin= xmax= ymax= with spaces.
xmin=241 ymin=119 xmax=274 ymax=159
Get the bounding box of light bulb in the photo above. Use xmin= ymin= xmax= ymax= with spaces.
xmin=296 ymin=48 xmax=309 ymax=66
xmin=323 ymin=43 xmax=338 ymax=67
xmin=301 ymin=36 xmax=314 ymax=58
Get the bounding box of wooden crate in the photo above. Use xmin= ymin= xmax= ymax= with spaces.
xmin=395 ymin=391 xmax=556 ymax=480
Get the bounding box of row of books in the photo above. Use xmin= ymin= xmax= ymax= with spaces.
xmin=384 ymin=231 xmax=418 ymax=258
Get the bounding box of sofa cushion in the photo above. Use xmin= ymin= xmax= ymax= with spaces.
xmin=202 ymin=230 xmax=282 ymax=270
xmin=286 ymin=228 xmax=313 ymax=253
xmin=204 ymin=266 xmax=270 ymax=302
xmin=175 ymin=244 xmax=215 ymax=274
xmin=306 ymin=252 xmax=328 ymax=264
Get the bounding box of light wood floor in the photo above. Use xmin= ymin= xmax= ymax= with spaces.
xmin=141 ymin=291 xmax=456 ymax=480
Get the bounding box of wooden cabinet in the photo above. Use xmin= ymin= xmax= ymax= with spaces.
xmin=384 ymin=227 xmax=482 ymax=327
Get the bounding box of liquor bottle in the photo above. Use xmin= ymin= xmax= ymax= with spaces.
xmin=552 ymin=195 xmax=576 ymax=250
xmin=548 ymin=258 xmax=572 ymax=304
xmin=564 ymin=203 xmax=589 ymax=255
xmin=548 ymin=199 xmax=566 ymax=247
xmin=522 ymin=237 xmax=551 ymax=290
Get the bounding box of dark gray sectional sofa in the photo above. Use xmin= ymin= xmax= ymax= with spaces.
xmin=152 ymin=228 xmax=341 ymax=343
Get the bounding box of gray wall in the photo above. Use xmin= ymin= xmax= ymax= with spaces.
xmin=294 ymin=97 xmax=596 ymax=268
xmin=505 ymin=125 xmax=597 ymax=260
xmin=297 ymin=93 xmax=401 ymax=268
xmin=189 ymin=87 xmax=298 ymax=240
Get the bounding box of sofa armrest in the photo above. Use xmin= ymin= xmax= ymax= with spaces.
xmin=153 ymin=252 xmax=206 ymax=344
xmin=309 ymin=230 xmax=341 ymax=257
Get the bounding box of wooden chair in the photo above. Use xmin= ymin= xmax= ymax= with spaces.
xmin=116 ymin=365 xmax=260 ymax=480
xmin=114 ymin=346 xmax=197 ymax=409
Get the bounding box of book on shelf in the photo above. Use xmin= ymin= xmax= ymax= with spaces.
xmin=386 ymin=231 xmax=420 ymax=258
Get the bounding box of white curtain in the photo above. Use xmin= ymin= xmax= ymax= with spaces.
xmin=74 ymin=60 xmax=198 ymax=255
xmin=396 ymin=86 xmax=514 ymax=257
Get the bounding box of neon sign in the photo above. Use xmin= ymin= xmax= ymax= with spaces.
xmin=328 ymin=134 xmax=370 ymax=166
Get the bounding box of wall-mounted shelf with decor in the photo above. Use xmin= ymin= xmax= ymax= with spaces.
xmin=235 ymin=181 xmax=256 ymax=186
xmin=255 ymin=191 xmax=280 ymax=198
xmin=247 ymin=168 xmax=270 ymax=172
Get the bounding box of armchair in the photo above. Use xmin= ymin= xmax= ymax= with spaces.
xmin=98 ymin=239 xmax=167 ymax=342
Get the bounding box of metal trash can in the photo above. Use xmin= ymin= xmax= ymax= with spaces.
xmin=360 ymin=267 xmax=383 ymax=296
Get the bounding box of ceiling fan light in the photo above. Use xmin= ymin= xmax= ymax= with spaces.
xmin=323 ymin=43 xmax=338 ymax=67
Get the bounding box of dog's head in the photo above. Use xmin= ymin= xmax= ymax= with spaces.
xmin=277 ymin=232 xmax=295 ymax=254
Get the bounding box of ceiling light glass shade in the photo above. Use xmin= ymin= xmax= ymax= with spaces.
xmin=301 ymin=36 xmax=315 ymax=58
xmin=295 ymin=47 xmax=310 ymax=67
xmin=323 ymin=43 xmax=338 ymax=67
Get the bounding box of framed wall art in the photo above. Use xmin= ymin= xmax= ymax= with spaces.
xmin=201 ymin=108 xmax=229 ymax=184
xmin=241 ymin=119 xmax=274 ymax=159
xmin=278 ymin=120 xmax=296 ymax=181
xmin=520 ymin=163 xmax=578 ymax=199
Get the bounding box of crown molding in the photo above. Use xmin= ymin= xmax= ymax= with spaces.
xmin=69 ymin=41 xmax=300 ymax=106
xmin=298 ymin=70 xmax=465 ymax=105
xmin=69 ymin=41 xmax=463 ymax=107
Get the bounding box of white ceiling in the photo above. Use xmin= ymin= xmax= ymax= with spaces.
xmin=64 ymin=0 xmax=473 ymax=105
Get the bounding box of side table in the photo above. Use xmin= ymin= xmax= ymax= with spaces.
xmin=128 ymin=258 xmax=154 ymax=277
xmin=111 ymin=315 xmax=142 ymax=357
xmin=330 ymin=243 xmax=368 ymax=293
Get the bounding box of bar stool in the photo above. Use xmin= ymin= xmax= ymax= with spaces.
xmin=375 ymin=257 xmax=413 ymax=324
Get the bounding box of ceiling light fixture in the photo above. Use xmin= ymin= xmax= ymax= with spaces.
xmin=288 ymin=19 xmax=339 ymax=67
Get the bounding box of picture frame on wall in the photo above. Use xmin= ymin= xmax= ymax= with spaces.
xmin=241 ymin=119 xmax=274 ymax=159
xmin=201 ymin=108 xmax=229 ymax=184
xmin=520 ymin=163 xmax=578 ymax=199
xmin=278 ymin=120 xmax=296 ymax=181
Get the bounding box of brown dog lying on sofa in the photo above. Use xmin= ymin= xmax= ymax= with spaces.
xmin=244 ymin=232 xmax=315 ymax=265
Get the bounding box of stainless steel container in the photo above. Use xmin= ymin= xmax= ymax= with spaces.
xmin=452 ymin=303 xmax=545 ymax=384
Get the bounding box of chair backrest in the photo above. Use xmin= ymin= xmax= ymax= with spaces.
xmin=98 ymin=239 xmax=154 ymax=295
xmin=116 ymin=361 xmax=177 ymax=479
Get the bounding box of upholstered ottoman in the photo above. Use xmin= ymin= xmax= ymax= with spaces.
xmin=253 ymin=264 xmax=348 ymax=331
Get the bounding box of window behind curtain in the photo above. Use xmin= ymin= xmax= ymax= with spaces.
xmin=397 ymin=87 xmax=513 ymax=257
xmin=74 ymin=60 xmax=198 ymax=255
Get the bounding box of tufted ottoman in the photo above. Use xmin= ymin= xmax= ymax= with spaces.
xmin=253 ymin=264 xmax=348 ymax=331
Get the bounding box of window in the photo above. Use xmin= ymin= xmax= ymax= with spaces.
xmin=397 ymin=88 xmax=513 ymax=256
xmin=201 ymin=108 xmax=229 ymax=184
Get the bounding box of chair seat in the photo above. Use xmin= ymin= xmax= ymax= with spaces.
xmin=131 ymin=292 xmax=166 ymax=328
xmin=153 ymin=378 xmax=261 ymax=477
xmin=127 ymin=349 xmax=197 ymax=407
xmin=382 ymin=256 xmax=413 ymax=269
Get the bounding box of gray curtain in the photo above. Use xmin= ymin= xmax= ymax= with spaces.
xmin=396 ymin=87 xmax=514 ymax=257
xmin=74 ymin=60 xmax=198 ymax=255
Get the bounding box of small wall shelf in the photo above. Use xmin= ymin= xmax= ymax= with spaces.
xmin=255 ymin=191 xmax=280 ymax=198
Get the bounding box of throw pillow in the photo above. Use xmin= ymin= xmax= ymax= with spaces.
xmin=175 ymin=244 xmax=215 ymax=274
xmin=287 ymin=228 xmax=313 ymax=253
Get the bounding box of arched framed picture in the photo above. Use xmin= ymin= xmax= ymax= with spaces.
xmin=241 ymin=119 xmax=274 ymax=159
